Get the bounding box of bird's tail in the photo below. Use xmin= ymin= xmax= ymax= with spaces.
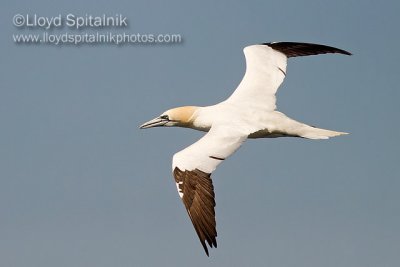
xmin=300 ymin=125 xmax=348 ymax=140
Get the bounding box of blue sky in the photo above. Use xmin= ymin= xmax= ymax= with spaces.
xmin=1 ymin=1 xmax=399 ymax=266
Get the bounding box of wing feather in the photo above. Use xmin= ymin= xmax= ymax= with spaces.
xmin=173 ymin=167 xmax=217 ymax=256
xmin=172 ymin=126 xmax=247 ymax=255
xmin=227 ymin=44 xmax=287 ymax=111
xmin=265 ymin=42 xmax=352 ymax=58
xmin=227 ymin=42 xmax=351 ymax=111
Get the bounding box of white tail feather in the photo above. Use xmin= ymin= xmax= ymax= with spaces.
xmin=301 ymin=126 xmax=348 ymax=140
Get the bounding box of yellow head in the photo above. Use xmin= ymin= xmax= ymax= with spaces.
xmin=139 ymin=106 xmax=198 ymax=129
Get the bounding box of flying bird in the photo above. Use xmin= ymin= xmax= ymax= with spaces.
xmin=139 ymin=42 xmax=351 ymax=256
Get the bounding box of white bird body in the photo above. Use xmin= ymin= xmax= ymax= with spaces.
xmin=140 ymin=42 xmax=351 ymax=256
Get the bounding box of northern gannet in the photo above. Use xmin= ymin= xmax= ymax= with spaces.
xmin=140 ymin=42 xmax=351 ymax=256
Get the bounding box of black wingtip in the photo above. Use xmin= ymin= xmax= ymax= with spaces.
xmin=262 ymin=42 xmax=352 ymax=57
xmin=201 ymin=238 xmax=218 ymax=256
xmin=202 ymin=242 xmax=210 ymax=256
xmin=201 ymin=235 xmax=218 ymax=256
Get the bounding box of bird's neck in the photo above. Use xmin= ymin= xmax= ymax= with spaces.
xmin=189 ymin=106 xmax=215 ymax=132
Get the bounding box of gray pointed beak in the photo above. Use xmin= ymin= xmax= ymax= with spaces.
xmin=139 ymin=117 xmax=169 ymax=129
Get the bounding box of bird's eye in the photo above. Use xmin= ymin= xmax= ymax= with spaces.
xmin=160 ymin=115 xmax=169 ymax=120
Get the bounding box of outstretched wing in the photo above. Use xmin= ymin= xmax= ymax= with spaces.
xmin=172 ymin=126 xmax=247 ymax=256
xmin=227 ymin=42 xmax=351 ymax=111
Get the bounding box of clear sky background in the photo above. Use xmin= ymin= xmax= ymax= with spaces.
xmin=1 ymin=1 xmax=399 ymax=266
